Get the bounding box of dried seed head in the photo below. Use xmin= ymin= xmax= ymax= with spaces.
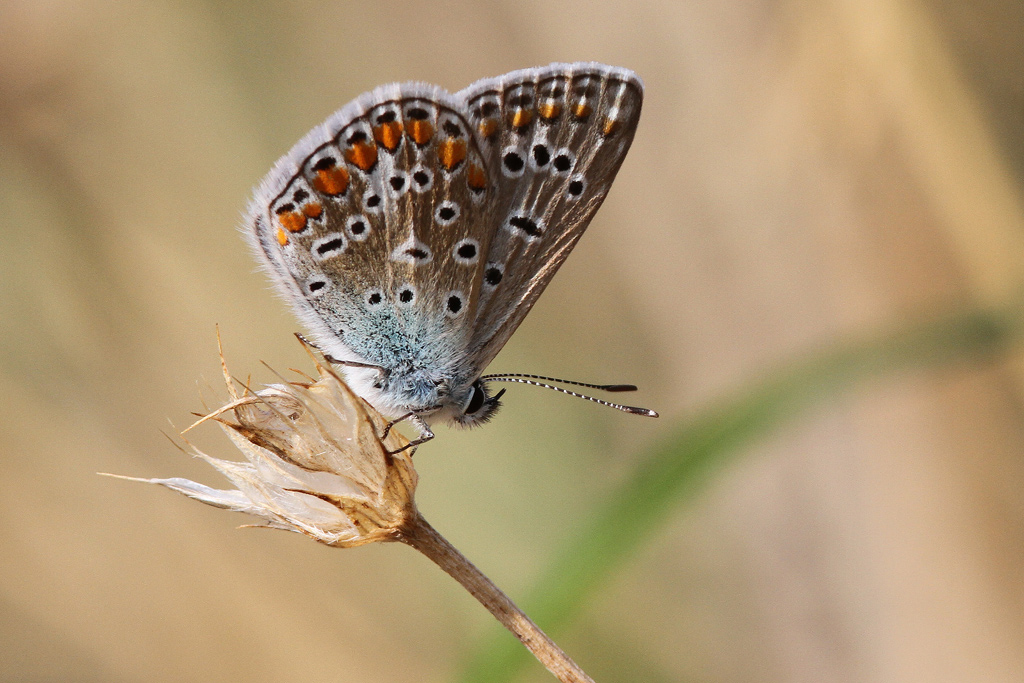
xmin=114 ymin=349 xmax=417 ymax=548
xmin=109 ymin=335 xmax=599 ymax=683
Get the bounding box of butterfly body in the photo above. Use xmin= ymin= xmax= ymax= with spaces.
xmin=247 ymin=63 xmax=643 ymax=427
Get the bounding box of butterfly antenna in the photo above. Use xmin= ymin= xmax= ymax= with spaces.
xmin=481 ymin=376 xmax=658 ymax=417
xmin=480 ymin=372 xmax=639 ymax=392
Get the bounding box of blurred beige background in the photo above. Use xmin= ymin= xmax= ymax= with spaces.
xmin=2 ymin=1 xmax=1023 ymax=681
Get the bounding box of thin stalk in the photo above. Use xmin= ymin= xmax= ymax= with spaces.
xmin=399 ymin=513 xmax=595 ymax=683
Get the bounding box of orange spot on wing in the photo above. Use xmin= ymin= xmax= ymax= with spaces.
xmin=438 ymin=138 xmax=467 ymax=170
xmin=478 ymin=119 xmax=498 ymax=139
xmin=467 ymin=164 xmax=487 ymax=191
xmin=302 ymin=202 xmax=322 ymax=218
xmin=538 ymin=102 xmax=561 ymax=120
xmin=312 ymin=165 xmax=349 ymax=195
xmin=510 ymin=108 xmax=533 ymax=128
xmin=373 ymin=121 xmax=403 ymax=151
xmin=602 ymin=118 xmax=621 ymax=136
xmin=405 ymin=119 xmax=434 ymax=145
xmin=278 ymin=211 xmax=307 ymax=233
xmin=573 ymin=103 xmax=592 ymax=119
xmin=345 ymin=141 xmax=378 ymax=171
xmin=276 ymin=228 xmax=288 ymax=246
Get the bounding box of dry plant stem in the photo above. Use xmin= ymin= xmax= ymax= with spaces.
xmin=400 ymin=514 xmax=596 ymax=683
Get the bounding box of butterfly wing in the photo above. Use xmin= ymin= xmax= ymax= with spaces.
xmin=247 ymin=82 xmax=495 ymax=411
xmin=455 ymin=63 xmax=644 ymax=370
xmin=247 ymin=64 xmax=642 ymax=419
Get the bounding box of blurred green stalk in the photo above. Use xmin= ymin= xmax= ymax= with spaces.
xmin=457 ymin=298 xmax=1024 ymax=683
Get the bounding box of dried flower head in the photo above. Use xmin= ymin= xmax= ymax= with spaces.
xmin=117 ymin=347 xmax=417 ymax=547
xmin=110 ymin=338 xmax=598 ymax=683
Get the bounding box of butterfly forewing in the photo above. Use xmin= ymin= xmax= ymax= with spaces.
xmin=456 ymin=63 xmax=643 ymax=369
xmin=250 ymin=84 xmax=494 ymax=373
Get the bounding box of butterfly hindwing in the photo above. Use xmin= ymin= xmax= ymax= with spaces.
xmin=456 ymin=63 xmax=643 ymax=368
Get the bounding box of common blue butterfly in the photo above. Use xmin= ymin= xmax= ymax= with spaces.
xmin=246 ymin=63 xmax=653 ymax=444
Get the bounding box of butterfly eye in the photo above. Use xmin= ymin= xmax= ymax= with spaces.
xmin=465 ymin=383 xmax=486 ymax=415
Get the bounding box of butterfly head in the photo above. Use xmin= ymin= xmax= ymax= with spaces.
xmin=342 ymin=362 xmax=505 ymax=428
xmin=403 ymin=376 xmax=506 ymax=428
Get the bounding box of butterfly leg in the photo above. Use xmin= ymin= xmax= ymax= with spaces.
xmin=381 ymin=411 xmax=415 ymax=441
xmin=294 ymin=333 xmax=387 ymax=373
xmin=382 ymin=412 xmax=435 ymax=455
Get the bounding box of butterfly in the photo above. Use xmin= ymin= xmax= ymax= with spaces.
xmin=246 ymin=62 xmax=653 ymax=445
